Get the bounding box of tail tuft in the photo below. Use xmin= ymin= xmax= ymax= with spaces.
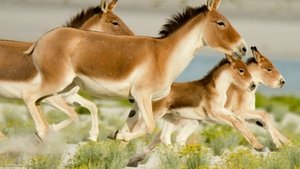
xmin=23 ymin=43 xmax=36 ymax=56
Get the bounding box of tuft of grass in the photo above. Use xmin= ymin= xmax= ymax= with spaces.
xmin=222 ymin=147 xmax=263 ymax=169
xmin=201 ymin=125 xmax=248 ymax=155
xmin=179 ymin=144 xmax=210 ymax=169
xmin=158 ymin=145 xmax=182 ymax=169
xmin=27 ymin=154 xmax=61 ymax=169
xmin=67 ymin=141 xmax=135 ymax=169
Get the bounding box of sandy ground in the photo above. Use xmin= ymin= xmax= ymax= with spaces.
xmin=0 ymin=0 xmax=300 ymax=58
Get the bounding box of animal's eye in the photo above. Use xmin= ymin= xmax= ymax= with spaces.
xmin=112 ymin=21 xmax=119 ymax=25
xmin=238 ymin=68 xmax=244 ymax=74
xmin=216 ymin=21 xmax=225 ymax=27
xmin=266 ymin=68 xmax=272 ymax=72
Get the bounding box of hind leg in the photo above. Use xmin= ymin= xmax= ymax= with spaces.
xmin=44 ymin=95 xmax=78 ymax=132
xmin=22 ymin=75 xmax=75 ymax=140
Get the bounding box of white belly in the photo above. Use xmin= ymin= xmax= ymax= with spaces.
xmin=75 ymin=75 xmax=133 ymax=99
xmin=0 ymin=75 xmax=41 ymax=99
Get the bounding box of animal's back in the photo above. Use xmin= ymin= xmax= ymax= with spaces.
xmin=0 ymin=40 xmax=37 ymax=81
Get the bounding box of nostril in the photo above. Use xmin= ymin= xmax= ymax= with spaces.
xmin=128 ymin=110 xmax=136 ymax=118
xmin=250 ymin=82 xmax=256 ymax=89
xmin=242 ymin=47 xmax=247 ymax=53
xmin=280 ymin=79 xmax=285 ymax=85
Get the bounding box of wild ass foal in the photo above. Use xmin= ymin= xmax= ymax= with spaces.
xmin=156 ymin=47 xmax=290 ymax=148
xmin=0 ymin=0 xmax=133 ymax=141
xmin=126 ymin=55 xmax=258 ymax=167
xmin=23 ymin=0 xmax=247 ymax=141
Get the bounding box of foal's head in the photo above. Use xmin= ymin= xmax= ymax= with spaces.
xmin=203 ymin=0 xmax=247 ymax=58
xmin=247 ymin=46 xmax=285 ymax=88
xmin=226 ymin=54 xmax=256 ymax=91
xmin=66 ymin=0 xmax=134 ymax=36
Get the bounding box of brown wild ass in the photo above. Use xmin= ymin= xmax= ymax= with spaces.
xmin=23 ymin=0 xmax=247 ymax=141
xmin=155 ymin=47 xmax=290 ymax=148
xmin=0 ymin=0 xmax=134 ymax=141
xmin=126 ymin=47 xmax=290 ymax=167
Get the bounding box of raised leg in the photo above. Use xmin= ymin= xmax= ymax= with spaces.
xmin=64 ymin=93 xmax=99 ymax=142
xmin=175 ymin=119 xmax=200 ymax=146
xmin=239 ymin=110 xmax=291 ymax=148
xmin=45 ymin=95 xmax=78 ymax=131
xmin=209 ymin=108 xmax=264 ymax=150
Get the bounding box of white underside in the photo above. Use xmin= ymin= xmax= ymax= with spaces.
xmin=75 ymin=73 xmax=136 ymax=99
xmin=0 ymin=75 xmax=41 ymax=99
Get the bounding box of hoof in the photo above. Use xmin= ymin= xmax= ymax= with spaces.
xmin=107 ymin=130 xmax=119 ymax=140
xmin=255 ymin=146 xmax=269 ymax=153
xmin=34 ymin=132 xmax=44 ymax=144
xmin=127 ymin=157 xmax=143 ymax=167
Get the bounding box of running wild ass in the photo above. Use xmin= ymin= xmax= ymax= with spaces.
xmin=0 ymin=0 xmax=134 ymax=141
xmin=22 ymin=0 xmax=247 ymax=141
xmin=158 ymin=47 xmax=290 ymax=148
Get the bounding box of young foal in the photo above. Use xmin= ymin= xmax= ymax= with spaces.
xmin=126 ymin=47 xmax=290 ymax=166
xmin=156 ymin=46 xmax=290 ymax=148
xmin=23 ymin=0 xmax=248 ymax=141
xmin=0 ymin=0 xmax=133 ymax=141
xmin=126 ymin=55 xmax=259 ymax=167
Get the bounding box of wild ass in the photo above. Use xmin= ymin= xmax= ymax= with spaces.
xmin=23 ymin=0 xmax=247 ymax=141
xmin=126 ymin=47 xmax=290 ymax=167
xmin=0 ymin=0 xmax=134 ymax=141
xmin=125 ymin=55 xmax=259 ymax=167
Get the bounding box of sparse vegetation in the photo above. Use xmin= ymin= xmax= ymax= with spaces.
xmin=0 ymin=93 xmax=299 ymax=168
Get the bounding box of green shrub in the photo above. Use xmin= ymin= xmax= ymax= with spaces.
xmin=222 ymin=148 xmax=263 ymax=169
xmin=67 ymin=141 xmax=134 ymax=169
xmin=201 ymin=125 xmax=248 ymax=155
xmin=27 ymin=154 xmax=61 ymax=169
xmin=179 ymin=144 xmax=210 ymax=169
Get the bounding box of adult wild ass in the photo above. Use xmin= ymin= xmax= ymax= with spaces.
xmin=0 ymin=0 xmax=134 ymax=141
xmin=125 ymin=55 xmax=259 ymax=167
xmin=23 ymin=0 xmax=247 ymax=141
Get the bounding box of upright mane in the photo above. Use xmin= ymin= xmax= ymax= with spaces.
xmin=64 ymin=6 xmax=102 ymax=28
xmin=246 ymin=57 xmax=257 ymax=65
xmin=197 ymin=58 xmax=230 ymax=85
xmin=159 ymin=5 xmax=208 ymax=38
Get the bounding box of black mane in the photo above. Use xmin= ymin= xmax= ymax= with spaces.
xmin=197 ymin=58 xmax=230 ymax=85
xmin=159 ymin=5 xmax=208 ymax=38
xmin=246 ymin=57 xmax=257 ymax=65
xmin=64 ymin=6 xmax=102 ymax=28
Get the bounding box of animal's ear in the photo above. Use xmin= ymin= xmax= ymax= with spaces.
xmin=207 ymin=0 xmax=221 ymax=11
xmin=225 ymin=54 xmax=234 ymax=63
xmin=251 ymin=46 xmax=263 ymax=63
xmin=100 ymin=0 xmax=109 ymax=13
xmin=108 ymin=0 xmax=118 ymax=12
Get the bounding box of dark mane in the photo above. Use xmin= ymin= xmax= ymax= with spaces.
xmin=246 ymin=57 xmax=257 ymax=65
xmin=197 ymin=58 xmax=230 ymax=85
xmin=159 ymin=5 xmax=208 ymax=38
xmin=64 ymin=6 xmax=102 ymax=28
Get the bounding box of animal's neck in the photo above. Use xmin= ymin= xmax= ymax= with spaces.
xmin=213 ymin=69 xmax=233 ymax=104
xmin=247 ymin=64 xmax=262 ymax=88
xmin=162 ymin=15 xmax=207 ymax=82
xmin=79 ymin=15 xmax=103 ymax=31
